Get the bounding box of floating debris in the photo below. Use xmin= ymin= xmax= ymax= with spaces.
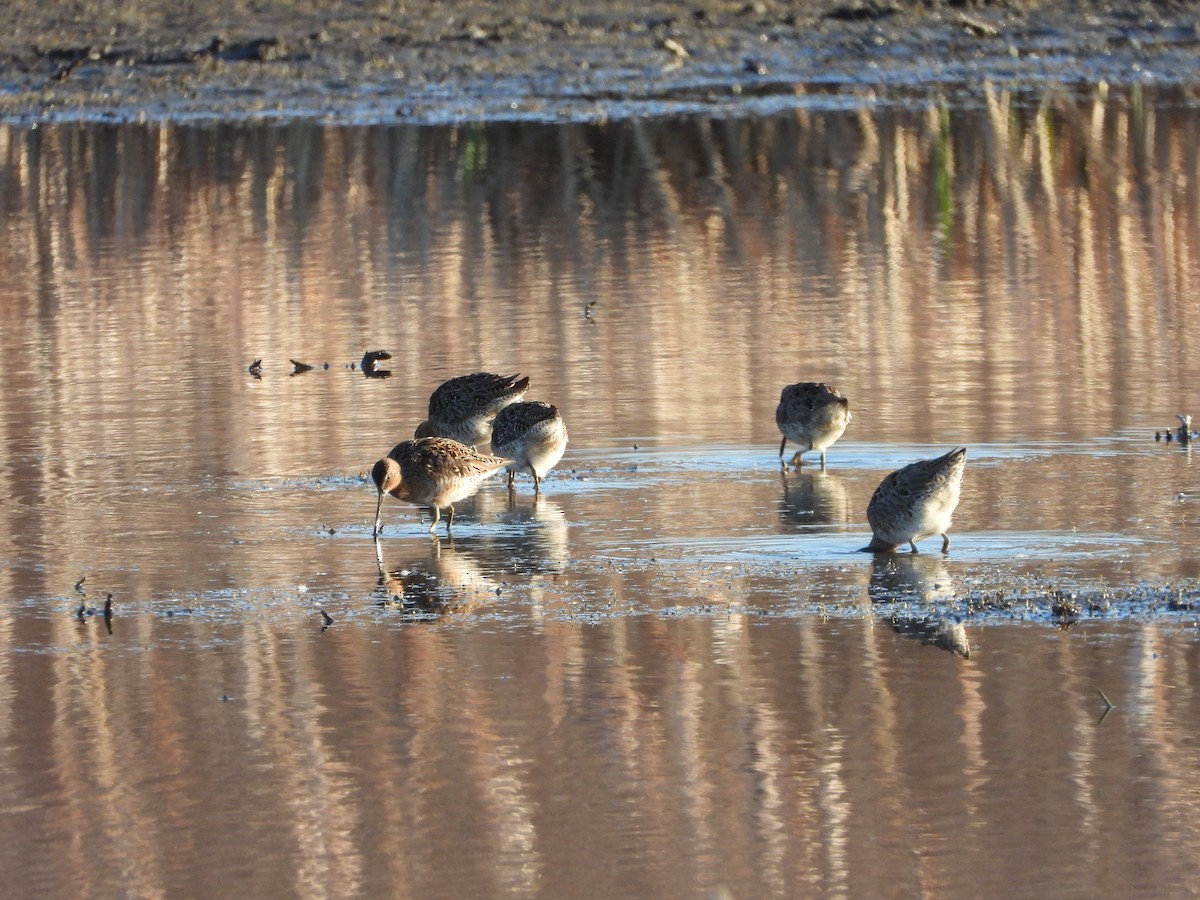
xmin=75 ymin=592 xmax=113 ymax=629
xmin=361 ymin=349 xmax=393 ymax=378
xmin=955 ymin=12 xmax=999 ymax=37
xmin=248 ymin=359 xmax=263 ymax=377
xmin=1177 ymin=414 xmax=1193 ymax=446
xmin=74 ymin=575 xmax=87 ymax=593
xmin=1050 ymin=589 xmax=1083 ymax=622
xmin=290 ymin=359 xmax=314 ymax=375
xmin=660 ymin=37 xmax=689 ymax=59
xmin=51 ymin=45 xmax=100 ymax=82
xmin=1157 ymin=415 xmax=1194 ymax=445
xmin=320 ymin=609 xmax=334 ymax=627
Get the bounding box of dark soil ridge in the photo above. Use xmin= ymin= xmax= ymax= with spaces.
xmin=4 ymin=0 xmax=1200 ymax=122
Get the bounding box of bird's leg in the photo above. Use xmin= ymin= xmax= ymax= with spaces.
xmin=445 ymin=504 xmax=455 ymax=533
xmin=428 ymin=505 xmax=440 ymax=533
xmin=530 ymin=464 xmax=541 ymax=497
xmin=941 ymin=533 xmax=951 ymax=553
xmin=790 ymin=451 xmax=804 ymax=467
xmin=507 ymin=469 xmax=515 ymax=488
xmin=909 ymin=540 xmax=919 ymax=553
xmin=778 ymin=436 xmax=788 ymax=461
xmin=819 ymin=450 xmax=827 ymax=471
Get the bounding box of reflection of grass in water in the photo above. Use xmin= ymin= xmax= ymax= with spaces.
xmin=935 ymin=103 xmax=952 ymax=244
xmin=460 ymin=123 xmax=488 ymax=178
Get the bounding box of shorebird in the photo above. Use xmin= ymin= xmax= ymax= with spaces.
xmin=490 ymin=401 xmax=568 ymax=496
xmin=414 ymin=372 xmax=530 ymax=448
xmin=865 ymin=447 xmax=967 ymax=553
xmin=775 ymin=382 xmax=851 ymax=469
xmin=372 ymin=437 xmax=510 ymax=536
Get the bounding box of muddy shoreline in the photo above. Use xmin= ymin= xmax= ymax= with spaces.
xmin=5 ymin=1 xmax=1200 ymax=122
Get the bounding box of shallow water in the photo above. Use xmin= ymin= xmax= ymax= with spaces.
xmin=1 ymin=86 xmax=1200 ymax=896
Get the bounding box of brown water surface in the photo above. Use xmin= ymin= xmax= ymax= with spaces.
xmin=1 ymin=86 xmax=1200 ymax=896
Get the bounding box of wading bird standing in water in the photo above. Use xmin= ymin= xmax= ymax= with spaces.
xmin=414 ymin=372 xmax=530 ymax=448
xmin=372 ymin=437 xmax=510 ymax=536
xmin=490 ymin=401 xmax=568 ymax=497
xmin=775 ymin=382 xmax=851 ymax=469
xmin=865 ymin=447 xmax=967 ymax=553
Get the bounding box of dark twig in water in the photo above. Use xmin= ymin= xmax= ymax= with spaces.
xmin=52 ymin=46 xmax=99 ymax=82
xmin=361 ymin=349 xmax=393 ymax=378
xmin=290 ymin=358 xmax=314 ymax=374
xmin=320 ymin=609 xmax=334 ymax=627
xmin=1097 ymin=689 xmax=1114 ymax=710
xmin=74 ymin=575 xmax=87 ymax=593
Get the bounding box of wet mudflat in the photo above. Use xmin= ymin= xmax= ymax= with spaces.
xmin=1 ymin=89 xmax=1200 ymax=895
xmin=5 ymin=0 xmax=1200 ymax=123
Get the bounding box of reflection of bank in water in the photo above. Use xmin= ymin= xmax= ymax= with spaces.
xmin=778 ymin=469 xmax=852 ymax=533
xmin=869 ymin=553 xmax=970 ymax=658
xmin=374 ymin=536 xmax=499 ymax=618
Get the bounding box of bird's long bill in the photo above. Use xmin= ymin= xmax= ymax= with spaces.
xmin=374 ymin=489 xmax=384 ymax=536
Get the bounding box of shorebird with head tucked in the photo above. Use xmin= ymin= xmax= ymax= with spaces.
xmin=491 ymin=401 xmax=568 ymax=496
xmin=372 ymin=437 xmax=510 ymax=536
xmin=776 ymin=382 xmax=851 ymax=469
xmin=865 ymin=447 xmax=967 ymax=553
xmin=414 ymin=372 xmax=530 ymax=448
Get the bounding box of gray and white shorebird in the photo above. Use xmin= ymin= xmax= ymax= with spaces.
xmin=372 ymin=437 xmax=510 ymax=536
xmin=775 ymin=382 xmax=851 ymax=469
xmin=490 ymin=401 xmax=568 ymax=496
xmin=865 ymin=447 xmax=967 ymax=553
xmin=414 ymin=372 xmax=530 ymax=448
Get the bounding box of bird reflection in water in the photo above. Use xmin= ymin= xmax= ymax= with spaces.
xmin=373 ymin=535 xmax=498 ymax=619
xmin=868 ymin=553 xmax=971 ymax=658
xmin=483 ymin=495 xmax=570 ymax=576
xmin=778 ymin=468 xmax=852 ymax=533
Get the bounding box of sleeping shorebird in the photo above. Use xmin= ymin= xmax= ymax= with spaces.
xmin=490 ymin=401 xmax=568 ymax=496
xmin=414 ymin=372 xmax=530 ymax=448
xmin=775 ymin=382 xmax=851 ymax=469
xmin=372 ymin=437 xmax=510 ymax=536
xmin=865 ymin=447 xmax=967 ymax=553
